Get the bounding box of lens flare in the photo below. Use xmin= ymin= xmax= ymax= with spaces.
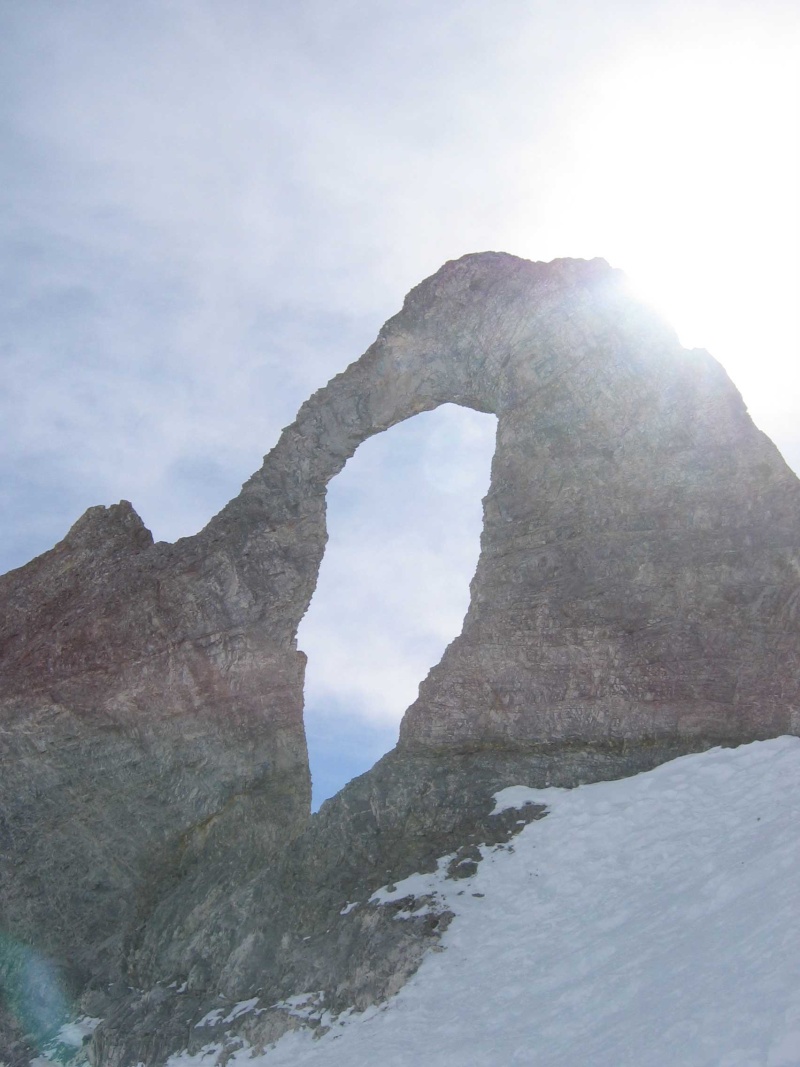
xmin=0 ymin=933 xmax=69 ymax=1056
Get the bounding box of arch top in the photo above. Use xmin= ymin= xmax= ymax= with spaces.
xmin=211 ymin=252 xmax=671 ymax=527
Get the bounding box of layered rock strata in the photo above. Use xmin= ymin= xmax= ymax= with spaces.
xmin=1 ymin=252 xmax=798 ymax=1064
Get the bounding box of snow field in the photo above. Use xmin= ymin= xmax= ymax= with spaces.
xmin=167 ymin=738 xmax=800 ymax=1067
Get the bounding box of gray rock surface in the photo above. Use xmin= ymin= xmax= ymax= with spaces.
xmin=1 ymin=252 xmax=798 ymax=1064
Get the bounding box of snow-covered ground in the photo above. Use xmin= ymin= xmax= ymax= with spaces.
xmin=167 ymin=738 xmax=800 ymax=1066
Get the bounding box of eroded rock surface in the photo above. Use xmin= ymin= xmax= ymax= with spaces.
xmin=1 ymin=252 xmax=798 ymax=1064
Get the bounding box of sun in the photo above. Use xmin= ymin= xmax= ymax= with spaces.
xmin=531 ymin=17 xmax=799 ymax=455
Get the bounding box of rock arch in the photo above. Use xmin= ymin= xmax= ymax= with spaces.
xmin=195 ymin=249 xmax=800 ymax=758
xmin=1 ymin=252 xmax=799 ymax=1047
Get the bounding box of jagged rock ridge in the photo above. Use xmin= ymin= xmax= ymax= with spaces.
xmin=1 ymin=252 xmax=798 ymax=1064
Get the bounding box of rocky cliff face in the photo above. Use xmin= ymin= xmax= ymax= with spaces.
xmin=1 ymin=252 xmax=798 ymax=1065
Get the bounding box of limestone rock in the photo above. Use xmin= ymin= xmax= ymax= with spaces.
xmin=1 ymin=252 xmax=798 ymax=1064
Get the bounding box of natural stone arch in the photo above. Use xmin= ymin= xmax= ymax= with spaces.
xmin=196 ymin=249 xmax=799 ymax=758
xmin=1 ymin=252 xmax=798 ymax=1033
xmin=127 ymin=230 xmax=800 ymax=1025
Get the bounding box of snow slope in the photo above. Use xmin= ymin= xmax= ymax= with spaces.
xmin=169 ymin=738 xmax=800 ymax=1067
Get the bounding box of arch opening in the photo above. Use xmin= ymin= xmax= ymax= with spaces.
xmin=297 ymin=403 xmax=497 ymax=808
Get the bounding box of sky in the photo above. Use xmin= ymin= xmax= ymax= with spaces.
xmin=1 ymin=0 xmax=798 ymax=804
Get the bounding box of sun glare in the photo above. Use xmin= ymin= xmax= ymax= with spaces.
xmin=536 ymin=23 xmax=799 ymax=440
